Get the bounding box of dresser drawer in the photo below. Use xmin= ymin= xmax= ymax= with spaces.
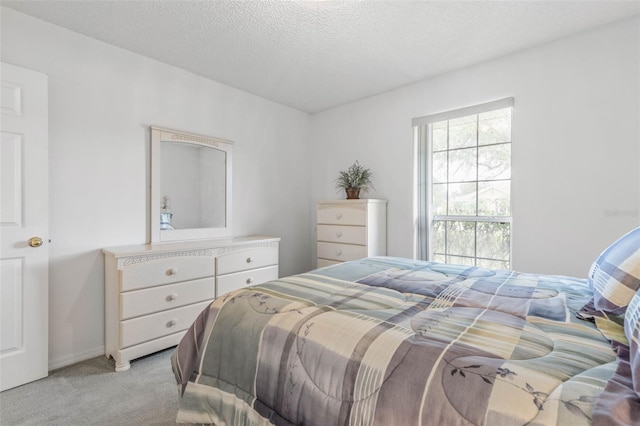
xmin=317 ymin=224 xmax=366 ymax=245
xmin=317 ymin=242 xmax=367 ymax=262
xmin=120 ymin=277 xmax=215 ymax=320
xmin=120 ymin=256 xmax=214 ymax=291
xmin=120 ymin=301 xmax=210 ymax=348
xmin=217 ymin=265 xmax=278 ymax=296
xmin=216 ymin=247 xmax=278 ymax=275
xmin=317 ymin=258 xmax=342 ymax=268
xmin=317 ymin=205 xmax=366 ymax=226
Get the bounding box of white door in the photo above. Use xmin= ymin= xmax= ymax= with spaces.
xmin=0 ymin=62 xmax=49 ymax=391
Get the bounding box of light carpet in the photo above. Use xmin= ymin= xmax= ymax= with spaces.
xmin=0 ymin=348 xmax=179 ymax=425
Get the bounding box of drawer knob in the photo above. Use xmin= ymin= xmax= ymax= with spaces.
xmin=167 ymin=318 xmax=178 ymax=327
xmin=336 ymin=213 xmax=342 ymax=220
xmin=167 ymin=293 xmax=178 ymax=301
xmin=246 ymin=277 xmax=253 ymax=284
xmin=336 ymin=248 xmax=342 ymax=256
xmin=246 ymin=257 xmax=253 ymax=263
xmin=167 ymin=267 xmax=178 ymax=275
xmin=336 ymin=231 xmax=342 ymax=238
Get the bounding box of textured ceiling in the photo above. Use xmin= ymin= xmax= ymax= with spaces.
xmin=2 ymin=1 xmax=639 ymax=113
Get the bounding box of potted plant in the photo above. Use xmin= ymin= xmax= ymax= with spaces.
xmin=335 ymin=161 xmax=373 ymax=199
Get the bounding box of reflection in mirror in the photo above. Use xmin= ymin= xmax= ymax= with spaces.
xmin=161 ymin=141 xmax=226 ymax=230
xmin=150 ymin=127 xmax=232 ymax=243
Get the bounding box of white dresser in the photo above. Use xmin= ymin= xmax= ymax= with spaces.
xmin=103 ymin=235 xmax=279 ymax=372
xmin=316 ymin=199 xmax=387 ymax=268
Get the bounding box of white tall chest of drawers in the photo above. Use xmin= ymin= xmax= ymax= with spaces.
xmin=316 ymin=199 xmax=387 ymax=268
xmin=103 ymin=235 xmax=279 ymax=372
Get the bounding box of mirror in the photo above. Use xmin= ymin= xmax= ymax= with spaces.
xmin=150 ymin=126 xmax=232 ymax=242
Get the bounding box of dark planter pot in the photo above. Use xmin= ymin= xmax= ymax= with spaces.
xmin=345 ymin=188 xmax=360 ymax=199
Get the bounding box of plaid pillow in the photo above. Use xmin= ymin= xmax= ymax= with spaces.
xmin=626 ymin=292 xmax=640 ymax=397
xmin=589 ymin=227 xmax=640 ymax=314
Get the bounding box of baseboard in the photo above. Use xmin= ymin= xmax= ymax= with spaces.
xmin=48 ymin=345 xmax=105 ymax=371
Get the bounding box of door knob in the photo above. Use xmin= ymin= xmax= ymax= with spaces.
xmin=28 ymin=237 xmax=43 ymax=248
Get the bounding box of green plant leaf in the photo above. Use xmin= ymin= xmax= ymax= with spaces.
xmin=334 ymin=160 xmax=373 ymax=192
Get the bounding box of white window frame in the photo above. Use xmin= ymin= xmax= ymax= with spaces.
xmin=413 ymin=97 xmax=514 ymax=266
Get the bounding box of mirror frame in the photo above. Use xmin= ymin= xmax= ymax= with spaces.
xmin=150 ymin=126 xmax=233 ymax=243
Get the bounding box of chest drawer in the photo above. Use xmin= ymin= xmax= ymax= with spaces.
xmin=317 ymin=205 xmax=366 ymax=226
xmin=120 ymin=256 xmax=214 ymax=292
xmin=216 ymin=247 xmax=278 ymax=275
xmin=120 ymin=300 xmax=210 ymax=348
xmin=317 ymin=224 xmax=366 ymax=245
xmin=317 ymin=258 xmax=341 ymax=268
xmin=217 ymin=265 xmax=278 ymax=296
xmin=317 ymin=242 xmax=367 ymax=262
xmin=120 ymin=277 xmax=214 ymax=320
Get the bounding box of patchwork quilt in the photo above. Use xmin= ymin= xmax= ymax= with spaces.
xmin=172 ymin=257 xmax=623 ymax=425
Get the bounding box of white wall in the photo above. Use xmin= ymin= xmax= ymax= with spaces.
xmin=1 ymin=7 xmax=313 ymax=369
xmin=310 ymin=16 xmax=640 ymax=278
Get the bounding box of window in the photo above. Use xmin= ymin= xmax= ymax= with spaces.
xmin=414 ymin=98 xmax=513 ymax=269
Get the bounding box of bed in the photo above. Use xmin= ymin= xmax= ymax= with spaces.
xmin=171 ymin=227 xmax=640 ymax=425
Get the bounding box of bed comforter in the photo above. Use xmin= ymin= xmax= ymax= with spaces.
xmin=171 ymin=257 xmax=623 ymax=425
